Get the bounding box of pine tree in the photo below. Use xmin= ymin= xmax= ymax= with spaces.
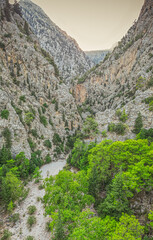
xmin=54 ymin=210 xmax=65 ymax=240
xmin=133 ymin=112 xmax=143 ymax=134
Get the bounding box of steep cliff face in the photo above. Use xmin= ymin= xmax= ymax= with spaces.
xmin=73 ymin=0 xmax=153 ymax=141
xmin=19 ymin=0 xmax=93 ymax=82
xmin=85 ymin=50 xmax=109 ymax=65
xmin=0 ymin=1 xmax=81 ymax=159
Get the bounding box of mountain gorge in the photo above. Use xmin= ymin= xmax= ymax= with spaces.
xmin=19 ymin=0 xmax=93 ymax=82
xmin=0 ymin=0 xmax=153 ymax=239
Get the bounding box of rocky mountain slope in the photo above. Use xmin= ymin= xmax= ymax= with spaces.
xmin=19 ymin=0 xmax=93 ymax=82
xmin=73 ymin=0 xmax=153 ymax=141
xmin=0 ymin=0 xmax=81 ymax=160
xmin=85 ymin=50 xmax=109 ymax=65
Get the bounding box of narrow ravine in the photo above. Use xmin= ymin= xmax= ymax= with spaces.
xmin=8 ymin=160 xmax=66 ymax=240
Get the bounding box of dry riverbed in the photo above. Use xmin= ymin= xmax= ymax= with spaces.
xmin=1 ymin=160 xmax=66 ymax=240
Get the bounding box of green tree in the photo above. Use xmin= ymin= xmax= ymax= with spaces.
xmin=54 ymin=209 xmax=65 ymax=240
xmin=98 ymin=172 xmax=130 ymax=219
xmin=133 ymin=112 xmax=143 ymax=134
xmin=1 ymin=172 xmax=24 ymax=207
xmin=15 ymin=152 xmax=30 ymax=179
xmin=83 ymin=116 xmax=99 ymax=138
xmin=69 ymin=210 xmax=116 ymax=240
xmin=112 ymin=214 xmax=144 ymax=240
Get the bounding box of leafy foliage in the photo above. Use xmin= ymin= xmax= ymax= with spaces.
xmin=1 ymin=109 xmax=9 ymax=120
xmin=108 ymin=122 xmax=127 ymax=135
xmin=83 ymin=116 xmax=99 ymax=138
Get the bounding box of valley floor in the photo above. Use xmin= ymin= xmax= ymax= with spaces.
xmin=3 ymin=160 xmax=66 ymax=240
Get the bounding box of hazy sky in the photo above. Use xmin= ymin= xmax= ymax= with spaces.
xmin=31 ymin=0 xmax=144 ymax=51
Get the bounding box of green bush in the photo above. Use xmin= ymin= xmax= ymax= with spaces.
xmin=25 ymin=112 xmax=34 ymax=125
xmin=41 ymin=106 xmax=46 ymax=114
xmin=1 ymin=109 xmax=9 ymax=120
xmin=142 ymin=96 xmax=153 ymax=104
xmin=116 ymin=109 xmax=128 ymax=122
xmin=27 ymin=216 xmax=36 ymax=228
xmin=43 ymin=140 xmax=52 ymax=149
xmin=53 ymin=133 xmax=62 ymax=146
xmin=108 ymin=122 xmax=127 ymax=135
xmin=43 ymin=103 xmax=48 ymax=108
xmin=1 ymin=229 xmax=11 ymax=240
xmin=136 ymin=128 xmax=153 ymax=144
xmin=45 ymin=154 xmax=52 ymax=163
xmin=83 ymin=116 xmax=99 ymax=137
xmin=26 ymin=236 xmax=34 ymax=240
xmin=30 ymin=129 xmax=39 ymax=138
xmin=39 ymin=115 xmax=48 ymax=127
xmin=28 ymin=205 xmax=37 ymax=215
xmin=27 ymin=138 xmax=36 ymax=151
xmin=102 ymin=130 xmax=107 ymax=137
xmin=19 ymin=95 xmax=26 ymax=102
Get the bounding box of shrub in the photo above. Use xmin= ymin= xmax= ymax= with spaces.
xmin=30 ymin=129 xmax=39 ymax=138
xmin=119 ymin=109 xmax=128 ymax=122
xmin=53 ymin=133 xmax=62 ymax=146
xmin=27 ymin=216 xmax=36 ymax=228
xmin=28 ymin=205 xmax=37 ymax=215
xmin=116 ymin=109 xmax=128 ymax=122
xmin=25 ymin=112 xmax=34 ymax=125
xmin=83 ymin=116 xmax=99 ymax=137
xmin=1 ymin=109 xmax=9 ymax=120
xmin=108 ymin=122 xmax=127 ymax=135
xmin=27 ymin=138 xmax=36 ymax=151
xmin=26 ymin=236 xmax=34 ymax=240
xmin=102 ymin=130 xmax=107 ymax=137
xmin=43 ymin=103 xmax=48 ymax=108
xmin=19 ymin=95 xmax=26 ymax=102
xmin=39 ymin=115 xmax=48 ymax=127
xmin=41 ymin=106 xmax=46 ymax=114
xmin=136 ymin=128 xmax=153 ymax=144
xmin=45 ymin=154 xmax=52 ymax=163
xmin=142 ymin=96 xmax=153 ymax=104
xmin=1 ymin=229 xmax=12 ymax=240
xmin=43 ymin=140 xmax=52 ymax=149
xmin=133 ymin=112 xmax=143 ymax=134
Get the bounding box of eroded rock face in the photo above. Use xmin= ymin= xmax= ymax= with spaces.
xmin=0 ymin=2 xmax=82 ymax=159
xmin=19 ymin=0 xmax=93 ymax=82
xmin=72 ymin=0 xmax=153 ymax=138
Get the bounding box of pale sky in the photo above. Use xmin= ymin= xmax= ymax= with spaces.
xmin=27 ymin=0 xmax=144 ymax=51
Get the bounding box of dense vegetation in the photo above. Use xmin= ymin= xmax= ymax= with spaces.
xmin=44 ymin=137 xmax=153 ymax=239
xmin=0 ymin=146 xmax=43 ymax=211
